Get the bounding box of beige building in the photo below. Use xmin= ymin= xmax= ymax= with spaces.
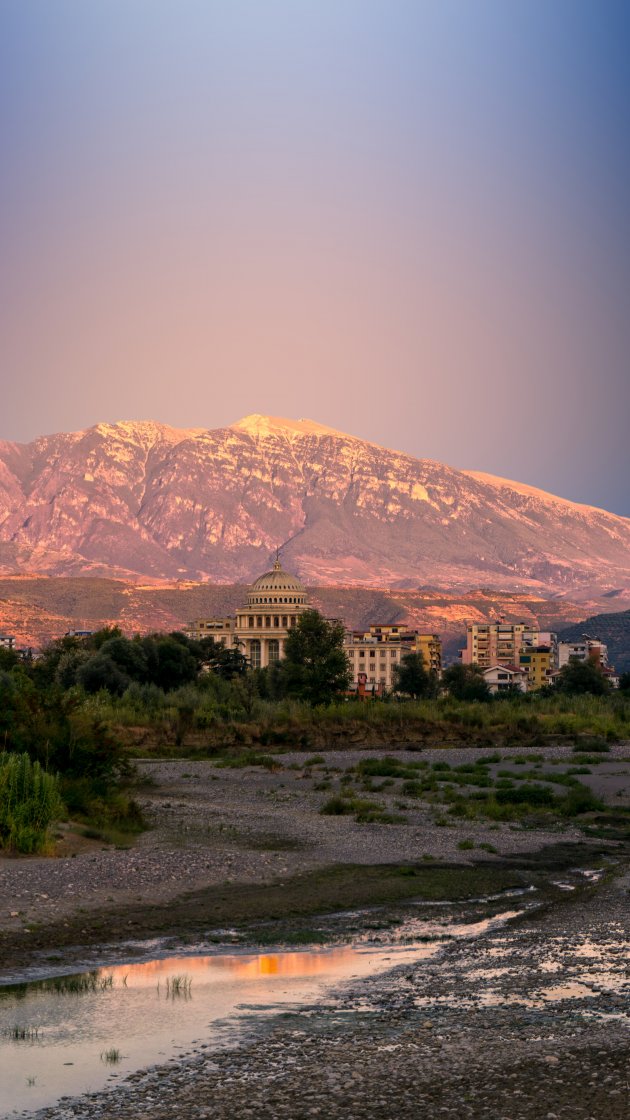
xmin=344 ymin=626 xmax=442 ymax=693
xmin=186 ymin=558 xmax=309 ymax=669
xmin=460 ymin=622 xmax=557 ymax=672
xmin=557 ymin=638 xmax=608 ymax=669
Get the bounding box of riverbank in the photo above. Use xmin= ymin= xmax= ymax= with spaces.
xmin=3 ymin=744 xmax=629 ymax=974
xmin=21 ymin=863 xmax=630 ymax=1120
xmin=1 ymin=745 xmax=629 ymax=1118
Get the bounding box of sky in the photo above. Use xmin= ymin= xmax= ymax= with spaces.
xmin=1 ymin=1 xmax=629 ymax=515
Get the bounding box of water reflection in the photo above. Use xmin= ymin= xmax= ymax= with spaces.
xmin=0 ymin=908 xmax=531 ymax=1116
xmin=0 ymin=940 xmax=436 ymax=1116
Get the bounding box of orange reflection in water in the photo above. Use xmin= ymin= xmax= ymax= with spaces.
xmin=104 ymin=947 xmax=358 ymax=989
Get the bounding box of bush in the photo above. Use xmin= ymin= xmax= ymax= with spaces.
xmin=495 ymin=784 xmax=555 ymax=807
xmin=572 ymin=737 xmax=610 ymax=753
xmin=0 ymin=753 xmax=62 ymax=853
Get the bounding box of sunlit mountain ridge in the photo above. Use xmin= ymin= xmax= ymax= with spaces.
xmin=0 ymin=415 xmax=628 ymax=594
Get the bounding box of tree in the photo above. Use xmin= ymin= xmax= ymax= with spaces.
xmin=393 ymin=652 xmax=436 ymax=699
xmin=556 ymin=657 xmax=610 ymax=696
xmin=275 ymin=610 xmax=351 ymax=705
xmin=77 ymin=653 xmax=131 ymax=696
xmin=441 ymin=663 xmax=491 ymax=702
xmin=196 ymin=638 xmax=249 ymax=679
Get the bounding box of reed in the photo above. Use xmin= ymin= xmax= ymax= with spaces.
xmin=0 ymin=753 xmax=62 ymax=854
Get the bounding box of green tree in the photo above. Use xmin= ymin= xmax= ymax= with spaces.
xmin=441 ymin=663 xmax=491 ymax=702
xmin=77 ymin=653 xmax=130 ymax=695
xmin=275 ymin=610 xmax=351 ymax=705
xmin=393 ymin=652 xmax=436 ymax=699
xmin=196 ymin=637 xmax=249 ymax=679
xmin=556 ymin=657 xmax=610 ymax=696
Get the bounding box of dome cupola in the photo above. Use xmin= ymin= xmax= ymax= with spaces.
xmin=247 ymin=557 xmax=307 ymax=607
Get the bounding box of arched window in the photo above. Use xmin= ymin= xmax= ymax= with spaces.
xmin=250 ymin=640 xmax=261 ymax=670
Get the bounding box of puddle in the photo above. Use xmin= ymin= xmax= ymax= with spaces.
xmin=0 ymin=908 xmax=520 ymax=1116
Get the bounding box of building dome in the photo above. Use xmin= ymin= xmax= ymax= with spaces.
xmin=247 ymin=558 xmax=308 ymax=606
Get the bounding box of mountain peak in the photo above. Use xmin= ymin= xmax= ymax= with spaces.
xmin=0 ymin=416 xmax=628 ymax=593
xmin=230 ymin=414 xmax=359 ymax=441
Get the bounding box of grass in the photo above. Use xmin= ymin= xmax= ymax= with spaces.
xmin=39 ymin=971 xmax=114 ymax=994
xmin=320 ymin=750 xmax=616 ymax=828
xmin=162 ymin=974 xmax=193 ymax=998
xmin=320 ymin=794 xmax=406 ymax=824
xmin=3 ymin=1025 xmax=40 ymax=1041
xmin=115 ymin=691 xmax=630 ymax=757
xmin=101 ymin=1048 xmax=122 ymax=1063
xmin=0 ymin=753 xmax=62 ymax=854
xmin=216 ymin=751 xmax=279 ymax=770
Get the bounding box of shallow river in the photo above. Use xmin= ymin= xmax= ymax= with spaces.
xmin=0 ymin=910 xmax=519 ymax=1116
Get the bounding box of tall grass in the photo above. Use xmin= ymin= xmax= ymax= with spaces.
xmin=87 ymin=685 xmax=630 ymax=754
xmin=0 ymin=753 xmax=62 ymax=854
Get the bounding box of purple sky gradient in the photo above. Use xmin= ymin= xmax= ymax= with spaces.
xmin=1 ymin=1 xmax=629 ymax=514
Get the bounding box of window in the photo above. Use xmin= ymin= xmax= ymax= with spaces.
xmin=265 ymin=617 xmax=271 ymax=627
xmin=250 ymin=640 xmax=261 ymax=670
xmin=249 ymin=617 xmax=254 ymax=628
xmin=268 ymin=639 xmax=280 ymax=664
xmin=274 ymin=616 xmax=280 ymax=627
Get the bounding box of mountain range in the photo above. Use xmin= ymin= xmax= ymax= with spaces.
xmin=0 ymin=414 xmax=628 ymax=595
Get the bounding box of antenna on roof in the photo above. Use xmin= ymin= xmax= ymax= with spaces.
xmin=273 ymin=545 xmax=281 ymax=570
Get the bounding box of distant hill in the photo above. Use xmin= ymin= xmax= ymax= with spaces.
xmin=558 ymin=610 xmax=630 ymax=673
xmin=1 ymin=414 xmax=630 ymax=594
xmin=0 ymin=576 xmax=626 ymax=664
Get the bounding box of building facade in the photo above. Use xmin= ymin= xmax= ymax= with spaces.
xmin=344 ymin=625 xmax=442 ymax=693
xmin=557 ymin=639 xmax=608 ymax=669
xmin=519 ymin=645 xmax=555 ymax=690
xmin=482 ymin=664 xmax=528 ymax=694
xmin=461 ymin=622 xmax=557 ymax=680
xmin=186 ymin=558 xmax=310 ymax=669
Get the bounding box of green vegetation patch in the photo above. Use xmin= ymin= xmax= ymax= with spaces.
xmin=0 ymin=753 xmax=62 ymax=854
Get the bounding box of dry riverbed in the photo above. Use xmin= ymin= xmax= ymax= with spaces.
xmin=1 ymin=743 xmax=629 ymax=1118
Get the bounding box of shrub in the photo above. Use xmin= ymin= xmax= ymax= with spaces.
xmin=572 ymin=737 xmax=610 ymax=753
xmin=0 ymin=752 xmax=62 ymax=853
xmin=560 ymin=785 xmax=603 ymax=816
xmin=495 ymin=784 xmax=555 ymax=807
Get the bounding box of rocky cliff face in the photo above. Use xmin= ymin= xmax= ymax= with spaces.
xmin=0 ymin=414 xmax=628 ymax=593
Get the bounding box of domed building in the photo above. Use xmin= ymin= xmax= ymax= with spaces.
xmin=233 ymin=558 xmax=309 ymax=668
xmin=185 ymin=556 xmax=310 ymax=669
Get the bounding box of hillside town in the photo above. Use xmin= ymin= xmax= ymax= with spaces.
xmin=181 ymin=558 xmax=619 ymax=695
xmin=1 ymin=557 xmax=620 ymax=695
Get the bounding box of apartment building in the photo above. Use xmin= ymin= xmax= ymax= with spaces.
xmin=460 ymin=621 xmax=557 ymax=675
xmin=344 ymin=626 xmax=442 ymax=692
xmin=557 ymin=639 xmax=608 ymax=669
xmin=519 ymin=645 xmax=556 ymax=690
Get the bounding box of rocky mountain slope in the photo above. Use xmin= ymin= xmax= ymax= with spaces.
xmin=0 ymin=414 xmax=628 ymax=593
